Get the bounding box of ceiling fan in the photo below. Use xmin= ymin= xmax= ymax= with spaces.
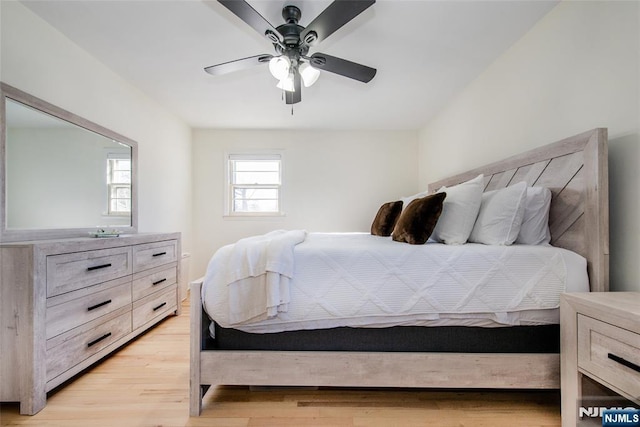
xmin=205 ymin=0 xmax=377 ymax=105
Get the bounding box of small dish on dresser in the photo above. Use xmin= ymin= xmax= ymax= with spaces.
xmin=89 ymin=229 xmax=121 ymax=238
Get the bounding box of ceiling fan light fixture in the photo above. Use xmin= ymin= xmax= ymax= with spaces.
xmin=276 ymin=76 xmax=296 ymax=92
xmin=299 ymin=62 xmax=320 ymax=87
xmin=268 ymin=56 xmax=290 ymax=81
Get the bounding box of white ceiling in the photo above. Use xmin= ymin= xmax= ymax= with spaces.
xmin=21 ymin=0 xmax=558 ymax=130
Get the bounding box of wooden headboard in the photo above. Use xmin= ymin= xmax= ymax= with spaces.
xmin=428 ymin=128 xmax=609 ymax=293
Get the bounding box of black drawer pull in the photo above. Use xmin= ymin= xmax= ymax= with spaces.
xmin=153 ymin=302 xmax=167 ymax=312
xmin=152 ymin=278 xmax=167 ymax=286
xmin=87 ymin=299 xmax=112 ymax=311
xmin=608 ymin=353 xmax=640 ymax=373
xmin=152 ymin=252 xmax=167 ymax=257
xmin=87 ymin=263 xmax=112 ymax=271
xmin=87 ymin=332 xmax=112 ymax=348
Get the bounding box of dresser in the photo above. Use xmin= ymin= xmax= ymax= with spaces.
xmin=0 ymin=232 xmax=181 ymax=415
xmin=560 ymin=292 xmax=640 ymax=427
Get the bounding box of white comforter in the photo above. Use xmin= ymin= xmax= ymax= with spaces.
xmin=202 ymin=232 xmax=589 ymax=333
xmin=207 ymin=229 xmax=306 ymax=324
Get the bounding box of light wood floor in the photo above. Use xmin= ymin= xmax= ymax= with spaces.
xmin=1 ymin=299 xmax=562 ymax=427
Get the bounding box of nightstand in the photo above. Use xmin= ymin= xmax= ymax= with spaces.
xmin=560 ymin=292 xmax=640 ymax=427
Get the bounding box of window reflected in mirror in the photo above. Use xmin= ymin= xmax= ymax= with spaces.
xmin=107 ymin=157 xmax=132 ymax=215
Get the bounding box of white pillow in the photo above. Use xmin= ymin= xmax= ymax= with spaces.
xmin=516 ymin=186 xmax=552 ymax=245
xmin=431 ymin=174 xmax=484 ymax=245
xmin=400 ymin=191 xmax=429 ymax=211
xmin=469 ymin=181 xmax=528 ymax=245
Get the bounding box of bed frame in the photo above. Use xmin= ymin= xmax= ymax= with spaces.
xmin=189 ymin=128 xmax=609 ymax=415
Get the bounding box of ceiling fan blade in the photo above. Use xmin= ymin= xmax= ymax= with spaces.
xmin=204 ymin=54 xmax=273 ymax=76
xmin=300 ymin=0 xmax=375 ymax=47
xmin=218 ymin=0 xmax=283 ymax=44
xmin=285 ymin=72 xmax=302 ymax=105
xmin=310 ymin=53 xmax=376 ymax=83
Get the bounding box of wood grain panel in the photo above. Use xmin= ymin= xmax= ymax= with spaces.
xmin=199 ymin=351 xmax=559 ymax=390
xmin=46 ymin=246 xmax=133 ymax=297
xmin=46 ymin=310 xmax=132 ymax=381
xmin=535 ymin=152 xmax=584 ymax=191
xmin=485 ymin=168 xmax=517 ymax=191
xmin=553 ymin=216 xmax=586 ymax=258
xmin=511 ymin=160 xmax=551 ymax=186
xmin=548 ymin=167 xmax=585 ymax=242
xmin=46 ymin=280 xmax=132 ymax=339
xmin=583 ymin=130 xmax=609 ymax=292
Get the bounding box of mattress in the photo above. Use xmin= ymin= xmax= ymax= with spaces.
xmin=202 ymin=232 xmax=589 ymax=334
xmin=205 ymin=322 xmax=561 ymax=353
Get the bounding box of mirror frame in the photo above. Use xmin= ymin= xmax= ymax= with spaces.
xmin=0 ymin=82 xmax=138 ymax=242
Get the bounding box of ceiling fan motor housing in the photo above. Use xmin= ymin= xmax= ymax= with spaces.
xmin=276 ymin=5 xmax=307 ymax=53
xmin=282 ymin=5 xmax=301 ymax=24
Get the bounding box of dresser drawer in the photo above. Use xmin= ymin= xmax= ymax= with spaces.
xmin=46 ymin=279 xmax=132 ymax=340
xmin=46 ymin=247 xmax=132 ymax=297
xmin=133 ymin=240 xmax=178 ymax=273
xmin=578 ymin=314 xmax=640 ymax=398
xmin=132 ymin=265 xmax=177 ymax=301
xmin=132 ymin=285 xmax=177 ymax=330
xmin=46 ymin=310 xmax=132 ymax=381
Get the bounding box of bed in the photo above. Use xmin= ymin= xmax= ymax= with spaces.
xmin=189 ymin=128 xmax=609 ymax=415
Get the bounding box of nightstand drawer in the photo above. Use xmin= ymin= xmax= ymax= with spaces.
xmin=132 ymin=285 xmax=177 ymax=330
xmin=46 ymin=247 xmax=132 ymax=297
xmin=133 ymin=240 xmax=178 ymax=273
xmin=578 ymin=314 xmax=640 ymax=398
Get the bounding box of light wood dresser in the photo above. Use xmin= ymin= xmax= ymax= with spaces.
xmin=0 ymin=232 xmax=181 ymax=415
xmin=560 ymin=292 xmax=640 ymax=427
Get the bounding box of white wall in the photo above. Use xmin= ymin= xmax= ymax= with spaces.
xmin=6 ymin=128 xmax=130 ymax=229
xmin=192 ymin=129 xmax=418 ymax=277
xmin=418 ymin=1 xmax=639 ymax=291
xmin=1 ymin=2 xmax=192 ymax=255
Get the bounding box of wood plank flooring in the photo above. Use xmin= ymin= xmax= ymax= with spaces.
xmin=1 ymin=299 xmax=561 ymax=426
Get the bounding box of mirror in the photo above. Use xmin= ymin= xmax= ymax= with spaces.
xmin=1 ymin=83 xmax=137 ymax=242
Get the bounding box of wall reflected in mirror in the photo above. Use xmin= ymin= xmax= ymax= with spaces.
xmin=5 ymin=98 xmax=132 ymax=230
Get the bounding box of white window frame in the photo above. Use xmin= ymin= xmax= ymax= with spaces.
xmin=224 ymin=152 xmax=284 ymax=217
xmin=106 ymin=154 xmax=131 ymax=216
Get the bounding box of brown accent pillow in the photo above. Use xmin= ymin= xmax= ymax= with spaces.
xmin=370 ymin=200 xmax=404 ymax=236
xmin=392 ymin=192 xmax=447 ymax=244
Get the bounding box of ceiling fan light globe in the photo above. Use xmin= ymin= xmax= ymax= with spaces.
xmin=299 ymin=62 xmax=320 ymax=87
xmin=276 ymin=78 xmax=296 ymax=92
xmin=269 ymin=57 xmax=290 ymax=81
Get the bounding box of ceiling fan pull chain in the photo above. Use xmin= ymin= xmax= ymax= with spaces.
xmin=291 ymin=105 xmax=294 ymax=116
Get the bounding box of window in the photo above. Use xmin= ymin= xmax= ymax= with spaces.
xmin=107 ymin=157 xmax=131 ymax=215
xmin=226 ymin=153 xmax=282 ymax=216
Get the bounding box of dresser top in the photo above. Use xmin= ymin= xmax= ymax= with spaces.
xmin=0 ymin=232 xmax=180 ymax=254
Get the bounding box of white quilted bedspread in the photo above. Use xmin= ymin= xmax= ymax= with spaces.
xmin=202 ymin=232 xmax=588 ymax=333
